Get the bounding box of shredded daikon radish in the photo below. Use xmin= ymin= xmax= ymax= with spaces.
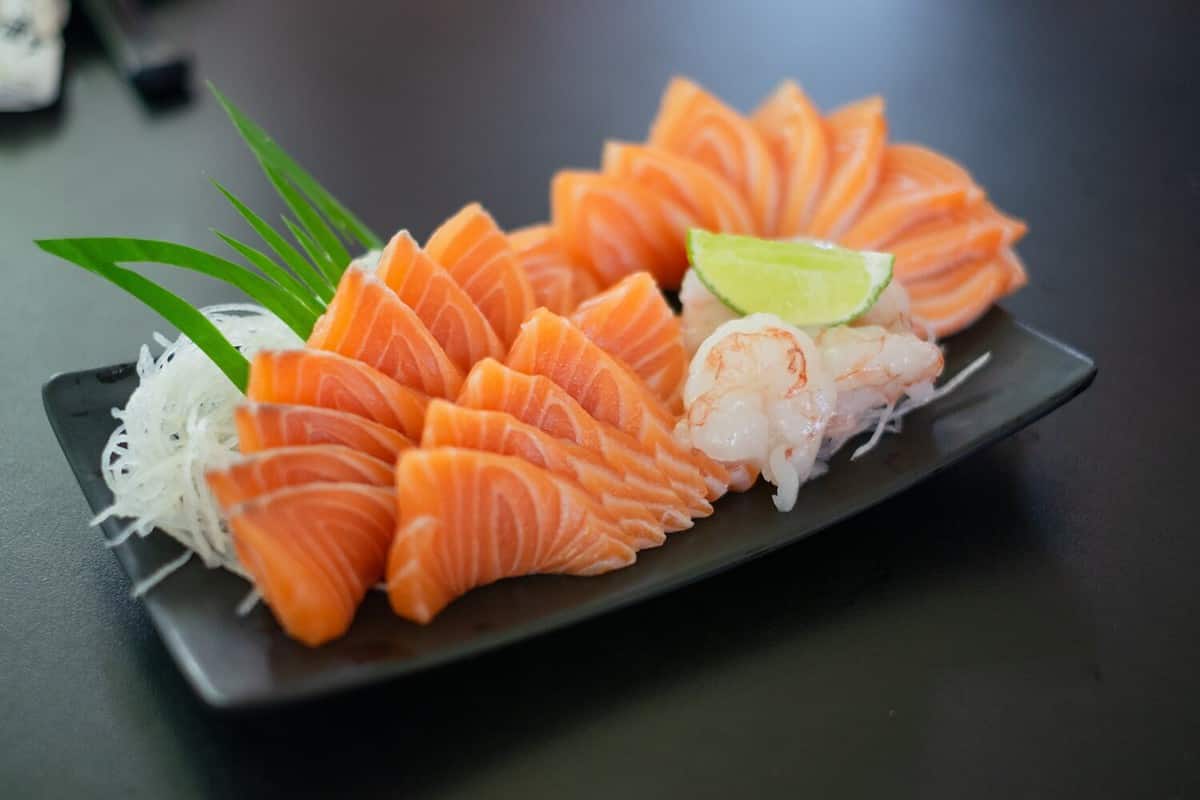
xmin=820 ymin=351 xmax=993 ymax=464
xmin=91 ymin=304 xmax=302 ymax=594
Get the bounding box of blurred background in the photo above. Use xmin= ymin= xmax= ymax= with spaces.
xmin=2 ymin=2 xmax=1198 ymax=797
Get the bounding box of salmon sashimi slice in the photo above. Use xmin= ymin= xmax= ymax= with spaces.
xmin=457 ymin=358 xmax=700 ymax=526
xmin=387 ymin=448 xmax=636 ymax=624
xmin=750 ymin=80 xmax=829 ymax=237
xmin=506 ymin=308 xmax=731 ymax=501
xmin=646 ymin=76 xmax=780 ymax=235
xmin=229 ymin=482 xmax=395 ymax=646
xmin=906 ymin=251 xmax=1014 ymax=338
xmin=374 ymin=230 xmax=505 ymax=372
xmin=308 ymin=267 xmax=463 ymax=399
xmin=890 ymin=203 xmax=1028 ymax=282
xmin=507 ymin=224 xmax=599 ymax=314
xmin=807 ymin=96 xmax=888 ymax=240
xmin=421 ymin=401 xmax=668 ymax=548
xmin=206 ymin=445 xmax=393 ymax=509
xmin=551 ymin=170 xmax=695 ymax=290
xmin=568 ymin=271 xmax=688 ymax=414
xmin=246 ymin=349 xmax=427 ymax=441
xmin=235 ymin=403 xmax=413 ymax=463
xmin=840 ymin=144 xmax=984 ymax=250
xmin=425 ymin=203 xmax=536 ymax=346
xmin=601 ymin=141 xmax=756 ymax=235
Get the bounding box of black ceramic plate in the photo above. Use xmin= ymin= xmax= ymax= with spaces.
xmin=43 ymin=308 xmax=1094 ymax=710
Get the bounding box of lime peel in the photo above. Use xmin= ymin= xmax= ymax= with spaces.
xmin=686 ymin=229 xmax=894 ymax=327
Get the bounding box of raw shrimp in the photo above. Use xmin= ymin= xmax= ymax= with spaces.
xmin=679 ymin=268 xmax=738 ymax=355
xmin=676 ymin=313 xmax=836 ymax=512
xmin=853 ymin=280 xmax=916 ymax=335
xmin=815 ymin=324 xmax=944 ymax=452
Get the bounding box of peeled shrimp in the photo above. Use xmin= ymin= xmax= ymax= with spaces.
xmin=676 ymin=313 xmax=836 ymax=512
xmin=679 ymin=268 xmax=738 ymax=355
xmin=815 ymin=324 xmax=944 ymax=447
xmin=854 ymin=280 xmax=916 ymax=335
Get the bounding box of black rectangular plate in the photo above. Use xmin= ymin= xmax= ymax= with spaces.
xmin=43 ymin=308 xmax=1094 ymax=710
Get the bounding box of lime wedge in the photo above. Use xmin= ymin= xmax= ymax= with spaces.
xmin=686 ymin=229 xmax=894 ymax=327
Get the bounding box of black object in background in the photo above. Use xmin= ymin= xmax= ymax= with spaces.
xmin=78 ymin=0 xmax=188 ymax=99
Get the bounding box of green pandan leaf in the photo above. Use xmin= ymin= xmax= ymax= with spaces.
xmin=34 ymin=239 xmax=251 ymax=390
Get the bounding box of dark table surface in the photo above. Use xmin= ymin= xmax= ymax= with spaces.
xmin=2 ymin=1 xmax=1198 ymax=797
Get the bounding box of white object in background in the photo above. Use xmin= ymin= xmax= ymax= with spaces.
xmin=0 ymin=0 xmax=69 ymax=111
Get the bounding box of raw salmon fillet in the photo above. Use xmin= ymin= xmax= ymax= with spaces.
xmin=308 ymin=267 xmax=463 ymax=399
xmin=840 ymin=144 xmax=984 ymax=250
xmin=374 ymin=229 xmax=505 ymax=372
xmin=602 ymin=141 xmax=755 ymax=235
xmin=506 ymin=308 xmax=730 ymax=501
xmin=908 ymin=248 xmax=1026 ymax=337
xmin=425 ymin=203 xmax=536 ymax=346
xmin=508 ymin=224 xmax=600 ymax=314
xmin=551 ymin=170 xmax=695 ymax=289
xmin=421 ymin=400 xmax=668 ymax=547
xmin=647 ymin=76 xmax=780 ymax=235
xmin=751 ymin=80 xmax=829 ymax=236
xmin=808 ymin=96 xmax=888 ymax=239
xmin=246 ymin=349 xmax=427 ymax=441
xmin=457 ymin=358 xmax=701 ymax=525
xmin=235 ymin=403 xmax=413 ymax=463
xmin=568 ymin=271 xmax=688 ymax=414
xmin=229 ymin=482 xmax=396 ymax=646
xmin=386 ymin=448 xmax=636 ymax=624
xmin=890 ymin=203 xmax=1027 ymax=282
xmin=206 ymin=445 xmax=394 ymax=509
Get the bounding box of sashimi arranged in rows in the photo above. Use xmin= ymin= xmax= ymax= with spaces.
xmin=205 ymin=220 xmax=716 ymax=639
xmin=195 ymin=75 xmax=1032 ymax=644
xmin=537 ymin=75 xmax=1027 ymax=337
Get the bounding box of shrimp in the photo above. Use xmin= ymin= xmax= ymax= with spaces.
xmin=854 ymin=280 xmax=916 ymax=335
xmin=814 ymin=324 xmax=944 ymax=451
xmin=679 ymin=268 xmax=738 ymax=355
xmin=676 ymin=313 xmax=835 ymax=512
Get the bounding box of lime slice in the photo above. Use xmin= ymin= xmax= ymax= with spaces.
xmin=686 ymin=229 xmax=894 ymax=327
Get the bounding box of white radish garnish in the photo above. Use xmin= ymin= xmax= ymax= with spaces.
xmin=92 ymin=304 xmax=301 ymax=595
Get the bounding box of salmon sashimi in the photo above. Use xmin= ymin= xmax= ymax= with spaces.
xmin=457 ymin=358 xmax=701 ymax=525
xmin=374 ymin=229 xmax=505 ymax=372
xmin=508 ymin=224 xmax=592 ymax=315
xmin=807 ymin=96 xmax=888 ymax=240
xmin=568 ymin=271 xmax=688 ymax=414
xmin=308 ymin=267 xmax=463 ymax=399
xmin=907 ymin=248 xmax=1024 ymax=337
xmin=235 ymin=403 xmax=413 ymax=463
xmin=506 ymin=308 xmax=731 ymax=501
xmin=425 ymin=203 xmax=536 ymax=346
xmin=646 ymin=76 xmax=780 ymax=235
xmin=551 ymin=170 xmax=695 ymax=289
xmin=890 ymin=203 xmax=1028 ymax=282
xmin=601 ymin=141 xmax=755 ymax=235
xmin=840 ymin=144 xmax=984 ymax=250
xmin=229 ymin=482 xmax=395 ymax=646
xmin=750 ymin=80 xmax=829 ymax=236
xmin=420 ymin=400 xmax=669 ymax=547
xmin=206 ymin=445 xmax=394 ymax=509
xmin=386 ymin=448 xmax=636 ymax=624
xmin=246 ymin=349 xmax=427 ymax=441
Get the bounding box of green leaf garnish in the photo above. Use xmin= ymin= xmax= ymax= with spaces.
xmin=265 ymin=164 xmax=352 ymax=284
xmin=36 ymin=83 xmax=384 ymax=397
xmin=212 ymin=180 xmax=335 ymax=301
xmin=211 ymin=230 xmax=324 ymax=316
xmin=34 ymin=239 xmax=251 ymax=391
xmin=209 ymin=83 xmax=383 ymax=252
xmin=34 ymin=238 xmax=319 ymax=338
